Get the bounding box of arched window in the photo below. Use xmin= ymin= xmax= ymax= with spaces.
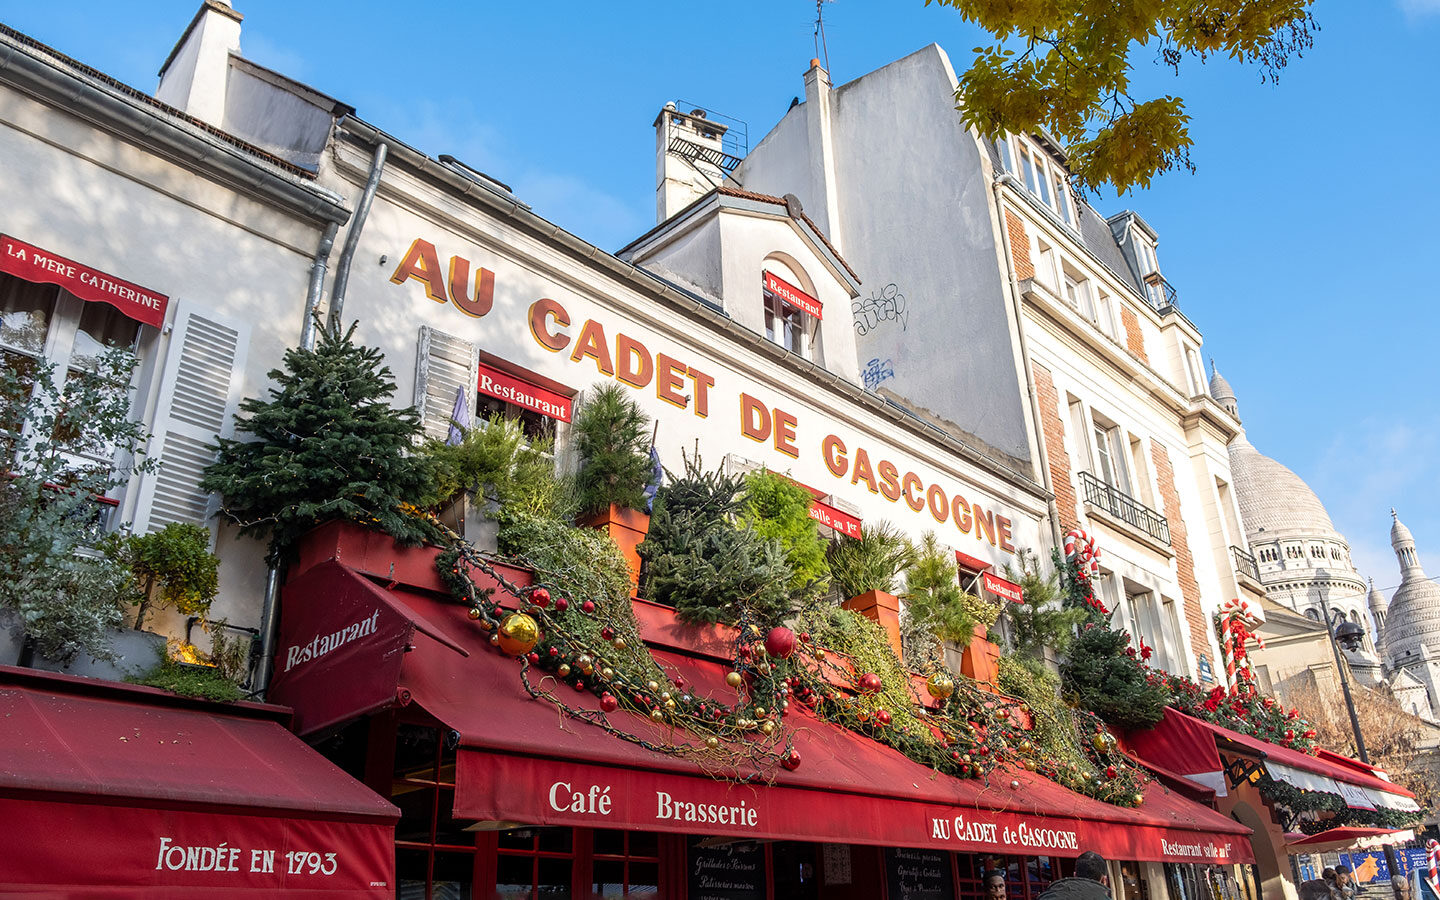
xmin=761 ymin=255 xmax=820 ymax=361
xmin=1304 ymin=608 xmax=1320 ymax=621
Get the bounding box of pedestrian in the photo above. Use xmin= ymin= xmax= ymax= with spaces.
xmin=1333 ymin=864 xmax=1357 ymax=900
xmin=987 ymin=871 xmax=1008 ymax=900
xmin=1035 ymin=851 xmax=1111 ymax=900
xmin=1299 ymin=877 xmax=1338 ymax=900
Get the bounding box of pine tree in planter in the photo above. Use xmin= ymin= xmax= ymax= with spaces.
xmin=200 ymin=323 xmax=441 ymax=563
xmin=573 ymin=383 xmax=652 ymax=516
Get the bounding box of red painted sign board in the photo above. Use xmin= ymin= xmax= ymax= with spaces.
xmin=983 ymin=571 xmax=1024 ymax=603
xmin=0 ymin=234 xmax=169 ymax=329
xmin=477 ymin=361 xmax=573 ymax=422
xmin=763 ymin=270 xmax=823 ymax=320
xmin=810 ymin=498 xmax=862 ymax=538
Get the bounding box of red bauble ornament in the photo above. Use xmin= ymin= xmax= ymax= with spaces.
xmin=763 ymin=626 xmax=797 ymax=659
xmin=555 ymin=597 xmax=569 ymax=612
xmin=1106 ymin=766 xmax=1117 ymax=779
xmin=799 ymin=632 xmax=811 ymax=643
xmin=573 ymin=680 xmax=586 ymax=693
xmin=548 ymin=646 xmax=560 ymax=657
xmin=859 ymin=673 xmax=882 ymax=693
xmin=530 ymin=587 xmax=551 ymax=608
xmin=580 ymin=600 xmax=596 ymax=614
xmin=782 ymin=750 xmax=802 ymax=770
xmin=527 ymin=652 xmax=541 ymax=665
xmin=600 ymin=693 xmax=619 ymax=713
xmin=875 ymin=709 xmax=892 ymax=726
xmin=601 ymin=626 xmax=614 ymax=640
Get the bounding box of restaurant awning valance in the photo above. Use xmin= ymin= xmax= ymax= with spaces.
xmin=0 ymin=665 xmax=397 ymax=898
xmin=277 ymin=560 xmax=1256 ymax=865
xmin=1285 ymin=827 xmax=1411 ymax=854
xmin=1128 ymin=709 xmax=1418 ymax=811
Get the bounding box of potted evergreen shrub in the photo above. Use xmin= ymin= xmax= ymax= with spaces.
xmin=572 ymin=383 xmax=654 ymax=589
xmin=201 ymin=322 xmax=443 ymax=568
xmin=900 ymin=533 xmax=1001 ymax=687
xmin=828 ymin=520 xmax=916 ymax=659
xmin=420 ymin=413 xmax=558 ymax=553
xmin=0 ymin=344 xmax=158 ymax=676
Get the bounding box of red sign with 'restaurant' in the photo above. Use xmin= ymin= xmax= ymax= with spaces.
xmin=0 ymin=234 xmax=168 ymax=329
xmin=763 ymin=270 xmax=823 ymax=320
xmin=478 ymin=362 xmax=573 ymax=422
xmin=982 ymin=571 xmax=1024 ymax=603
xmin=809 ymin=498 xmax=862 ymax=538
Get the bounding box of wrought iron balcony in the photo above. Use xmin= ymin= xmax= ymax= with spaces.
xmin=1231 ymin=545 xmax=1261 ymax=584
xmin=1079 ymin=471 xmax=1171 ymax=546
xmin=1143 ymin=272 xmax=1178 ymax=313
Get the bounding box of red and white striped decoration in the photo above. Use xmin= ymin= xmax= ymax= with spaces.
xmin=1063 ymin=529 xmax=1108 ymax=613
xmin=1427 ymin=838 xmax=1438 ymax=893
xmin=1215 ymin=598 xmax=1266 ymax=694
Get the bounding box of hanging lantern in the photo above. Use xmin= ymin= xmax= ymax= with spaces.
xmin=925 ymin=671 xmax=955 ymax=700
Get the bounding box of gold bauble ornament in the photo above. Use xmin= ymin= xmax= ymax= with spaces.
xmin=759 ymin=721 xmax=775 ymax=736
xmin=664 ymin=698 xmax=676 ymax=710
xmin=1132 ymin=793 xmax=1144 ymax=805
xmin=557 ymin=663 xmax=572 ymax=678
xmin=613 ymin=637 xmax=627 ymax=651
xmin=467 ymin=607 xmax=482 ymax=620
xmin=646 ymin=680 xmax=660 ymax=692
xmin=496 ymin=612 xmax=540 ymax=656
xmin=650 ymin=709 xmax=665 ymax=721
xmin=1091 ymin=734 xmax=1108 ymax=752
xmin=925 ymin=672 xmax=955 ymax=700
xmin=755 ymin=707 xmax=767 ymax=717
xmin=725 ymin=671 xmax=744 ymax=688
xmin=704 ymin=736 xmax=720 ymax=749
xmin=577 ymin=655 xmax=593 ymax=669
xmin=659 ymin=691 xmax=672 ymax=702
xmin=601 ymin=667 xmax=615 ymax=680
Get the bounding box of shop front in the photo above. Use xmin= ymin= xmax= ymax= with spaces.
xmin=272 ymin=531 xmax=1255 ymax=900
xmin=0 ymin=665 xmax=398 ymax=897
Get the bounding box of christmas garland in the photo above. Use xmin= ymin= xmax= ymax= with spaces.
xmin=1154 ymin=670 xmax=1319 ymax=753
xmin=1258 ymin=773 xmax=1424 ymax=834
xmin=430 ymin=518 xmax=1148 ymax=805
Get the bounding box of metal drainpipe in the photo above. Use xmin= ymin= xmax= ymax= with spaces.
xmin=992 ymin=173 xmax=1065 ymax=552
xmin=251 ymin=563 xmax=282 ymax=698
xmin=299 ymin=222 xmax=339 ymax=350
xmin=326 ymin=140 xmax=388 ymax=334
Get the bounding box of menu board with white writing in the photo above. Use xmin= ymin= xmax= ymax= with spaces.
xmin=884 ymin=847 xmax=954 ymax=900
xmin=687 ymin=837 xmax=766 ymax=900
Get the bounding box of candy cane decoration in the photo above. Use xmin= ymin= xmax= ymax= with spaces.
xmin=1422 ymin=839 xmax=1438 ymax=894
xmin=1215 ymin=598 xmax=1265 ymax=694
xmin=1064 ymin=529 xmax=1107 ymax=613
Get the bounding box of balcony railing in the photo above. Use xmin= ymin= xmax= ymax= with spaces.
xmin=1079 ymin=471 xmax=1171 ymax=546
xmin=1143 ymin=272 xmax=1178 ymax=313
xmin=1231 ymin=545 xmax=1261 ymax=584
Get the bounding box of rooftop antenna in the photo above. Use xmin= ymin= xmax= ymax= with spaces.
xmin=814 ymin=0 xmax=833 ymax=72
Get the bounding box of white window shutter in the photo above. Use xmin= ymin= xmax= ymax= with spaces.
xmin=414 ymin=325 xmax=477 ymax=442
xmin=131 ymin=303 xmax=249 ymax=538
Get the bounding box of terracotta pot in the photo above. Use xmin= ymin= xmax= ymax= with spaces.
xmin=841 ymin=589 xmax=903 ymax=661
xmin=960 ymin=622 xmax=1001 ymax=693
xmin=580 ymin=504 xmax=649 ymax=595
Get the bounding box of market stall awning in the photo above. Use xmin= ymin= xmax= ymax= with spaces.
xmin=1285 ymin=827 xmax=1411 ymax=854
xmin=0 ymin=665 xmax=397 ymax=898
xmin=279 ymin=560 xmax=1255 ymax=865
xmin=1128 ymin=709 xmax=1418 ymax=812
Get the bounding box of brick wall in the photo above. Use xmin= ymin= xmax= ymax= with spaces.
xmin=1149 ymin=438 xmax=1212 ymax=678
xmin=1120 ymin=307 xmax=1149 ymax=364
xmin=1005 ymin=211 xmax=1034 ymax=282
xmin=1032 ymin=364 xmax=1080 ymax=533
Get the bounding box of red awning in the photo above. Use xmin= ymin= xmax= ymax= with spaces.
xmin=0 ymin=234 xmax=169 ymax=328
xmin=0 ymin=665 xmax=396 ymax=897
xmin=1126 ymin=709 xmax=1230 ymax=797
xmin=280 ymin=562 xmax=1254 ymax=864
xmin=1285 ymin=827 xmax=1408 ymax=854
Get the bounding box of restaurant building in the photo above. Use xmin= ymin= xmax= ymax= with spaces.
xmin=0 ymin=5 xmax=1421 ymax=900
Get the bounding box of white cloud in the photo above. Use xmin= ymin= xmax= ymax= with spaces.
xmin=1399 ymin=0 xmax=1440 ymax=18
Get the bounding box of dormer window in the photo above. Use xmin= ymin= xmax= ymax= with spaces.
xmin=1000 ymin=136 xmax=1077 ymax=227
xmin=761 ymin=265 xmax=821 ymax=360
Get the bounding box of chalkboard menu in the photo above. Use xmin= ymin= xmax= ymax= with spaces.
xmin=884 ymin=847 xmax=954 ymax=900
xmin=687 ymin=837 xmax=766 ymax=900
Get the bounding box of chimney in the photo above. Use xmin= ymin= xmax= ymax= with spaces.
xmin=654 ymin=103 xmax=730 ymax=223
xmin=155 ymin=0 xmax=243 ymax=127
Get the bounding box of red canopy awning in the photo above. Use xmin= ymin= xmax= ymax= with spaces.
xmin=0 ymin=665 xmax=396 ymax=898
xmin=1285 ymin=827 xmax=1408 ymax=854
xmin=279 ymin=561 xmax=1255 ymax=865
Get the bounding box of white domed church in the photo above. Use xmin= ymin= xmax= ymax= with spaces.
xmin=1378 ymin=510 xmax=1440 ymax=719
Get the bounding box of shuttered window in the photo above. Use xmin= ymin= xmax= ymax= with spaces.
xmin=414 ymin=325 xmax=477 ymax=442
xmin=130 ymin=305 xmax=248 ymax=538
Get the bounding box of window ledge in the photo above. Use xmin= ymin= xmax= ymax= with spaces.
xmin=1082 ymin=501 xmax=1176 ymax=559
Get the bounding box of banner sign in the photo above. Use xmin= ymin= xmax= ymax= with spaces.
xmin=477 ymin=361 xmax=573 ymax=422
xmin=1 ymin=234 xmax=168 ymax=328
xmin=982 ymin=571 xmax=1024 ymax=603
xmin=810 ymin=498 xmax=862 ymax=538
xmin=763 ymin=270 xmax=823 ymax=320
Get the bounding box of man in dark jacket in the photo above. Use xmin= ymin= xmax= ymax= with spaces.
xmin=1036 ymin=851 xmax=1111 ymax=900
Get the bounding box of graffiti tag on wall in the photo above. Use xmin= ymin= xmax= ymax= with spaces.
xmin=852 ymin=283 xmax=908 ymax=335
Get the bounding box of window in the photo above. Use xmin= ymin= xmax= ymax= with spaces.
xmin=1035 ymin=239 xmax=1059 ymax=290
xmin=761 ymin=264 xmax=819 ymax=361
xmin=495 ymin=828 xmax=575 ymax=899
xmin=1091 ymin=418 xmax=1130 ymax=494
xmin=392 ymin=724 xmax=476 ymax=900
xmin=764 ymin=289 xmax=809 ymax=355
xmin=1062 ymin=272 xmax=1096 ymax=322
xmin=1136 ymin=238 xmax=1159 ymax=277
xmin=1183 ymin=347 xmax=1205 ymax=398
xmin=1095 ymin=290 xmax=1117 ymax=338
xmin=591 ymin=830 xmax=659 ymax=898
xmin=1006 ymin=137 xmax=1076 ymax=226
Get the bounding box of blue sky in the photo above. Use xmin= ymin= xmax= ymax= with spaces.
xmin=6 ymin=0 xmax=1438 ymax=598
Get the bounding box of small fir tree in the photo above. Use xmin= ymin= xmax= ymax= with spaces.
xmin=200 ymin=322 xmax=440 ymax=562
xmin=637 ymin=455 xmax=794 ymax=626
xmin=1061 ymin=622 xmax=1170 ymax=731
xmin=572 ymin=383 xmax=651 ymax=516
xmin=826 ymin=519 xmax=917 ymax=600
xmin=901 ymin=532 xmax=992 ymax=646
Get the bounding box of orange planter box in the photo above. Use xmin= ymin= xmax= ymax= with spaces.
xmin=581 ymin=504 xmax=650 ymax=595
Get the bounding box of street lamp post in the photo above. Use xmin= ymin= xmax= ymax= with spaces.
xmin=1317 ymin=594 xmax=1404 ymax=900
